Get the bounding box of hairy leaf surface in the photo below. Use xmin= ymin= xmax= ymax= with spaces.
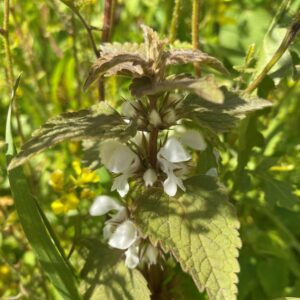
xmin=135 ymin=175 xmax=241 ymax=300
xmin=9 ymin=102 xmax=136 ymax=169
xmin=81 ymin=241 xmax=151 ymax=300
xmin=130 ymin=75 xmax=224 ymax=103
xmin=186 ymin=88 xmax=272 ymax=132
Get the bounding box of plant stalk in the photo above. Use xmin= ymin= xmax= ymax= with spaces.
xmin=245 ymin=10 xmax=300 ymax=94
xmin=169 ymin=0 xmax=181 ymax=43
xmin=192 ymin=0 xmax=201 ymax=77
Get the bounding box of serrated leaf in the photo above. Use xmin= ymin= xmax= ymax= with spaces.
xmin=135 ymin=175 xmax=241 ymax=300
xmin=8 ymin=102 xmax=136 ymax=170
xmin=130 ymin=75 xmax=224 ymax=103
xmin=5 ymin=77 xmax=81 ymax=300
xmin=260 ymin=172 xmax=300 ymax=209
xmin=83 ymin=53 xmax=147 ymax=90
xmin=84 ymin=25 xmax=227 ymax=90
xmin=186 ymin=88 xmax=272 ymax=132
xmin=167 ymin=49 xmax=228 ymax=74
xmin=81 ymin=241 xmax=151 ymax=300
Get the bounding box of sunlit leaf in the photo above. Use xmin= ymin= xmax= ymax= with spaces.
xmin=8 ymin=102 xmax=136 ymax=170
xmin=81 ymin=241 xmax=151 ymax=300
xmin=130 ymin=75 xmax=224 ymax=103
xmin=136 ymin=175 xmax=241 ymax=300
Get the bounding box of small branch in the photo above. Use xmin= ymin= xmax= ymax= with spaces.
xmin=245 ymin=11 xmax=300 ymax=94
xmin=59 ymin=0 xmax=100 ymax=58
xmin=71 ymin=14 xmax=82 ymax=108
xmin=169 ymin=0 xmax=181 ymax=43
xmin=192 ymin=0 xmax=201 ymax=77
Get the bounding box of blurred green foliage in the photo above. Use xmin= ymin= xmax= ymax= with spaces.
xmin=1 ymin=0 xmax=300 ymax=299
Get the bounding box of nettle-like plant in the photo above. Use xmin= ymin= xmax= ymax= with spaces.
xmin=8 ymin=26 xmax=272 ymax=299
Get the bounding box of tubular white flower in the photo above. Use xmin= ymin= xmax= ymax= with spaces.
xmin=89 ymin=195 xmax=123 ymax=216
xmin=125 ymin=242 xmax=140 ymax=269
xmin=149 ymin=109 xmax=162 ymax=127
xmin=100 ymin=140 xmax=140 ymax=196
xmin=157 ymin=138 xmax=191 ymax=196
xmin=108 ymin=220 xmax=138 ymax=250
xmin=158 ymin=137 xmax=191 ymax=163
xmin=143 ymin=168 xmax=157 ymax=187
xmin=100 ymin=140 xmax=139 ymax=174
xmin=111 ymin=174 xmax=130 ymax=197
xmin=89 ymin=195 xmax=142 ymax=269
xmin=180 ymin=130 xmax=207 ymax=151
xmin=144 ymin=244 xmax=158 ymax=265
xmin=163 ymin=172 xmax=186 ymax=197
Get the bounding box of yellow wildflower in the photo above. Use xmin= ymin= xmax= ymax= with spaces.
xmin=49 ymin=170 xmax=65 ymax=192
xmin=51 ymin=193 xmax=79 ymax=215
xmin=71 ymin=161 xmax=99 ymax=186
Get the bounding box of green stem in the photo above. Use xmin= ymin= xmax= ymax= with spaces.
xmin=71 ymin=14 xmax=82 ymax=108
xmin=192 ymin=0 xmax=201 ymax=77
xmin=59 ymin=0 xmax=100 ymax=58
xmin=245 ymin=10 xmax=300 ymax=94
xmin=169 ymin=0 xmax=181 ymax=43
xmin=3 ymin=0 xmax=25 ymax=144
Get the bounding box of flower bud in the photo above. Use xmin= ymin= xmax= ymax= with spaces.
xmin=143 ymin=168 xmax=157 ymax=187
xmin=149 ymin=109 xmax=162 ymax=127
xmin=163 ymin=108 xmax=177 ymax=125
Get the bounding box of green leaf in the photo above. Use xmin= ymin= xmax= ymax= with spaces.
xmin=252 ymin=0 xmax=293 ymax=80
xmin=257 ymin=257 xmax=289 ymax=298
xmin=8 ymin=102 xmax=136 ymax=170
xmin=260 ymin=172 xmax=300 ymax=209
xmin=135 ymin=175 xmax=241 ymax=300
xmin=84 ymin=25 xmax=227 ymax=90
xmin=5 ymin=76 xmax=81 ymax=300
xmin=167 ymin=49 xmax=228 ymax=74
xmin=187 ymin=88 xmax=272 ymax=132
xmin=81 ymin=241 xmax=151 ymax=300
xmin=130 ymin=75 xmax=224 ymax=103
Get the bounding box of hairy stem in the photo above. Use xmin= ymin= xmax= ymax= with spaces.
xmin=98 ymin=0 xmax=116 ymax=101
xmin=192 ymin=0 xmax=201 ymax=77
xmin=169 ymin=0 xmax=181 ymax=43
xmin=59 ymin=1 xmax=100 ymax=58
xmin=245 ymin=10 xmax=300 ymax=94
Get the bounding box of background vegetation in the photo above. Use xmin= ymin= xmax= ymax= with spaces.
xmin=1 ymin=0 xmax=300 ymax=299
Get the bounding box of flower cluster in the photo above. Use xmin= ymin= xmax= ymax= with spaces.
xmin=90 ymin=195 xmax=158 ymax=269
xmin=99 ymin=128 xmax=207 ymax=197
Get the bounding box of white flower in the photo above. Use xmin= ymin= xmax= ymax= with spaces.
xmin=89 ymin=195 xmax=141 ymax=269
xmin=125 ymin=241 xmax=140 ymax=269
xmin=158 ymin=137 xmax=191 ymax=163
xmin=108 ymin=220 xmax=138 ymax=249
xmin=144 ymin=244 xmax=158 ymax=265
xmin=143 ymin=168 xmax=157 ymax=187
xmin=100 ymin=140 xmax=140 ymax=196
xmin=157 ymin=137 xmax=191 ymax=196
xmin=180 ymin=130 xmax=207 ymax=151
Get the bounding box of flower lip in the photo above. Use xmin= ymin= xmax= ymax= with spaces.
xmin=158 ymin=137 xmax=191 ymax=163
xmin=89 ymin=195 xmax=123 ymax=216
xmin=108 ymin=220 xmax=138 ymax=250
